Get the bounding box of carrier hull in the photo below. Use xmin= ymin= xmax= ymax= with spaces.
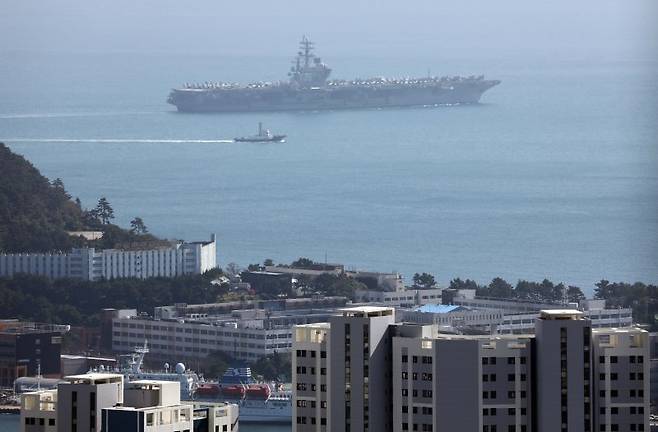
xmin=168 ymin=80 xmax=500 ymax=113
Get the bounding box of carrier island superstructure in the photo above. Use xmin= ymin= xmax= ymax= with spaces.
xmin=167 ymin=37 xmax=500 ymax=113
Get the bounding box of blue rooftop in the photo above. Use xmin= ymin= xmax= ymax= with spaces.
xmin=414 ymin=304 xmax=464 ymax=314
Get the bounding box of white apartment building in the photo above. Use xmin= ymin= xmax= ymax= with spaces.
xmin=112 ymin=307 xmax=339 ymax=362
xmin=21 ymin=388 xmax=58 ymax=432
xmin=293 ymin=323 xmax=331 ymax=432
xmin=55 ymin=373 xmax=125 ymax=432
xmin=0 ymin=234 xmax=216 ymax=280
xmin=20 ymin=374 xmax=238 ymax=432
xmin=101 ymin=380 xmax=196 ymax=432
xmin=293 ymin=308 xmax=650 ymax=432
xmin=592 ymin=328 xmax=650 ymax=432
xmin=353 ymin=288 xmax=443 ymax=307
xmin=399 ymin=300 xmax=633 ymax=335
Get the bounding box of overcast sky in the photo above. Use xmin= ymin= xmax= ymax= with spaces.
xmin=2 ymin=0 xmax=656 ymax=60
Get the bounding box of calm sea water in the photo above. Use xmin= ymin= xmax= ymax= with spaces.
xmin=0 ymin=52 xmax=656 ymax=293
xmin=0 ymin=413 xmax=289 ymax=432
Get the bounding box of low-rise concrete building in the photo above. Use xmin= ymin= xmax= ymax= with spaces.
xmin=0 ymin=321 xmax=68 ymax=388
xmin=20 ymin=373 xmax=238 ymax=432
xmin=0 ymin=235 xmax=217 ymax=280
xmin=353 ymin=288 xmax=443 ymax=308
xmin=112 ymin=306 xmax=343 ymax=362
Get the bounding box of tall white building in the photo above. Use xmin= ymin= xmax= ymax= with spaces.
xmin=293 ymin=308 xmax=650 ymax=432
xmin=0 ymin=234 xmax=217 ymax=280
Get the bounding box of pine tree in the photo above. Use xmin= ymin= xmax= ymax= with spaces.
xmin=130 ymin=217 xmax=148 ymax=235
xmin=95 ymin=197 xmax=115 ymax=224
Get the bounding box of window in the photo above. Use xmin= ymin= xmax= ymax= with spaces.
xmin=402 ymin=355 xmax=408 ymax=363
xmin=508 ymin=374 xmax=515 ymax=382
xmin=508 ymin=357 xmax=515 ymax=365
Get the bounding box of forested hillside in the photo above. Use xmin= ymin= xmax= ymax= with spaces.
xmin=0 ymin=142 xmax=157 ymax=252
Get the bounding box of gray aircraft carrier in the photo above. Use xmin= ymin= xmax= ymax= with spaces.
xmin=167 ymin=37 xmax=500 ymax=113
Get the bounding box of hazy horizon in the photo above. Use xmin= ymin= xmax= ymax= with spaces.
xmin=2 ymin=0 xmax=657 ymax=61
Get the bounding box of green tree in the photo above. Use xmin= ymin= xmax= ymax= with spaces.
xmin=291 ymin=257 xmax=314 ymax=268
xmin=449 ymin=278 xmax=480 ymax=291
xmin=485 ymin=277 xmax=514 ymax=298
xmin=130 ymin=217 xmax=148 ymax=234
xmin=225 ymin=262 xmax=242 ymax=277
xmin=95 ymin=197 xmax=115 ymax=224
xmin=567 ymin=285 xmax=585 ymax=303
xmin=263 ymin=258 xmax=274 ymax=267
xmin=412 ymin=272 xmax=437 ymax=290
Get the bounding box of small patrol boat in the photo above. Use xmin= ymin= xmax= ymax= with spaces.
xmin=234 ymin=123 xmax=286 ymax=143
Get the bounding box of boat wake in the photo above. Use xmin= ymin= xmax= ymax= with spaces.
xmin=0 ymin=111 xmax=160 ymax=119
xmin=2 ymin=138 xmax=234 ymax=144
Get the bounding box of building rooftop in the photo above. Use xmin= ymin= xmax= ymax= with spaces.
xmin=340 ymin=306 xmax=394 ymax=317
xmin=63 ymin=373 xmax=123 ymax=384
xmin=539 ymin=309 xmax=584 ymax=320
xmin=0 ymin=320 xmax=69 ymax=335
xmin=592 ymin=327 xmax=646 ymax=334
xmin=296 ymin=322 xmax=331 ymax=329
xmin=414 ymin=304 xmax=465 ymax=314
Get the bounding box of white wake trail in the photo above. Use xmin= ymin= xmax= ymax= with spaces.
xmin=2 ymin=138 xmax=234 ymax=143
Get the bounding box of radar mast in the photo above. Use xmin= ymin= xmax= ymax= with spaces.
xmin=288 ymin=36 xmax=332 ymax=88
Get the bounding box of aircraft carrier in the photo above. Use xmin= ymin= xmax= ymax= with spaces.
xmin=167 ymin=37 xmax=500 ymax=113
